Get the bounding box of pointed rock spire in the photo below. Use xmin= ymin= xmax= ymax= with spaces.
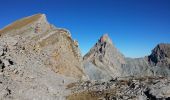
xmin=99 ymin=33 xmax=112 ymax=44
xmin=83 ymin=34 xmax=125 ymax=80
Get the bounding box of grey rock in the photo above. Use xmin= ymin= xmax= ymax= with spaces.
xmin=84 ymin=34 xmax=125 ymax=80
xmin=68 ymin=77 xmax=170 ymax=100
xmin=148 ymin=43 xmax=170 ymax=67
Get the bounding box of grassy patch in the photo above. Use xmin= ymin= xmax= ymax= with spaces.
xmin=0 ymin=14 xmax=42 ymax=34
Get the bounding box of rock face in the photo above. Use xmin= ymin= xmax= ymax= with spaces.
xmin=0 ymin=13 xmax=86 ymax=100
xmin=83 ymin=34 xmax=125 ymax=80
xmin=148 ymin=43 xmax=170 ymax=67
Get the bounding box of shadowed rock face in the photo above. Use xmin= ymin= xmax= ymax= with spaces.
xmin=148 ymin=43 xmax=170 ymax=67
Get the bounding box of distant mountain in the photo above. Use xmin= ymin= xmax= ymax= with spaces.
xmin=123 ymin=44 xmax=170 ymax=77
xmin=148 ymin=43 xmax=170 ymax=67
xmin=84 ymin=34 xmax=170 ymax=80
xmin=83 ymin=34 xmax=125 ymax=80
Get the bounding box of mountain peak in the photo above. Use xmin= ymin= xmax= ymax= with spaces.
xmin=0 ymin=13 xmax=49 ymax=34
xmin=148 ymin=43 xmax=170 ymax=66
xmin=36 ymin=13 xmax=48 ymax=21
xmin=83 ymin=34 xmax=125 ymax=79
xmin=157 ymin=43 xmax=170 ymax=49
xmin=99 ymin=33 xmax=112 ymax=44
xmin=84 ymin=33 xmax=123 ymax=61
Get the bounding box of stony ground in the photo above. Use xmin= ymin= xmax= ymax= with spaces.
xmin=67 ymin=76 xmax=170 ymax=100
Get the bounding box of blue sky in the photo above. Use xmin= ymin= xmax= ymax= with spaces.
xmin=0 ymin=0 xmax=170 ymax=58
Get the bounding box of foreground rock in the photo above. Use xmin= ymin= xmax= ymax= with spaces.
xmin=0 ymin=14 xmax=86 ymax=100
xmin=67 ymin=76 xmax=170 ymax=100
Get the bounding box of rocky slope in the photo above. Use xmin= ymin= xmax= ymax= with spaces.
xmin=0 ymin=13 xmax=86 ymax=100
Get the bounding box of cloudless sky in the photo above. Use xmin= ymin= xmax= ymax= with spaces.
xmin=0 ymin=0 xmax=170 ymax=58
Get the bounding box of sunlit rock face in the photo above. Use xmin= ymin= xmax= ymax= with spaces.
xmin=83 ymin=34 xmax=126 ymax=80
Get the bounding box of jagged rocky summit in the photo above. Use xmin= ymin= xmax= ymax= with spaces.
xmin=83 ymin=34 xmax=170 ymax=80
xmin=83 ymin=34 xmax=125 ymax=80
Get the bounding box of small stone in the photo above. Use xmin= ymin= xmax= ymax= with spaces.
xmin=2 ymin=59 xmax=10 ymax=67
